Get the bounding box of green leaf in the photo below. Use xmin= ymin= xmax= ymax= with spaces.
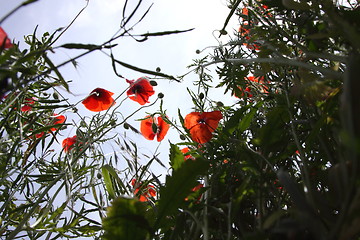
xmin=155 ymin=158 xmax=209 ymax=228
xmin=113 ymin=58 xmax=179 ymax=82
xmin=102 ymin=197 xmax=152 ymax=240
xmin=239 ymin=102 xmax=263 ymax=132
xmin=103 ymin=164 xmax=129 ymax=195
xmin=102 ymin=165 xmax=116 ymax=200
xmin=140 ymin=28 xmax=194 ymax=37
xmin=60 ymin=43 xmax=102 ymax=50
xmin=43 ymin=55 xmax=69 ymax=91
xmin=169 ymin=143 xmax=185 ymax=170
xmin=21 ymin=0 xmax=38 ymax=6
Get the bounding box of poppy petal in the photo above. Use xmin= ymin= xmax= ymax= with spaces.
xmin=189 ymin=124 xmax=213 ymax=144
xmin=184 ymin=112 xmax=201 ymax=130
xmin=50 ymin=114 xmax=66 ymax=131
xmin=140 ymin=116 xmax=156 ymax=140
xmin=156 ymin=116 xmax=170 ymax=142
xmin=201 ymin=111 xmax=223 ymax=132
xmin=62 ymin=135 xmax=77 ymax=152
xmin=127 ymin=77 xmax=155 ymax=105
xmin=82 ymin=88 xmax=115 ymax=112
xmin=0 ymin=27 xmax=13 ymax=49
xmin=184 ymin=111 xmax=222 ymax=144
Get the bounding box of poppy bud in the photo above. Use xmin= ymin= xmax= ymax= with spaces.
xmin=158 ymin=93 xmax=164 ymax=99
xmin=110 ymin=119 xmax=116 ymax=127
xmin=53 ymin=92 xmax=59 ymax=99
xmin=123 ymin=122 xmax=129 ymax=129
xmin=150 ymin=80 xmax=157 ymax=86
xmin=156 ymin=67 xmax=161 ymax=72
xmin=199 ymin=93 xmax=204 ymax=99
xmin=97 ymin=172 xmax=102 ymax=179
xmin=216 ymin=101 xmax=224 ymax=107
xmin=219 ymin=29 xmax=227 ymax=35
xmin=196 ymin=49 xmax=201 ymax=54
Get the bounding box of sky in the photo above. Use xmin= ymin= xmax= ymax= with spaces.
xmin=1 ymin=0 xmax=238 ymax=179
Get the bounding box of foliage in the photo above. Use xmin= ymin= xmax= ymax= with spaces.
xmin=1 ymin=0 xmax=360 ymax=239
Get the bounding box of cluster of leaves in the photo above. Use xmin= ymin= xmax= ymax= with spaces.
xmin=101 ymin=0 xmax=360 ymax=240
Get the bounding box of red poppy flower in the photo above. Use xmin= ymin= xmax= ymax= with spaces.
xmin=242 ymin=7 xmax=249 ymax=16
xmin=140 ymin=115 xmax=170 ymax=142
xmin=131 ymin=179 xmax=156 ymax=202
xmin=243 ymin=42 xmax=261 ymax=51
xmin=181 ymin=147 xmax=195 ymax=161
xmin=21 ymin=97 xmax=36 ymax=112
xmin=35 ymin=132 xmax=45 ymax=139
xmin=82 ymin=88 xmax=115 ymax=112
xmin=236 ymin=86 xmax=254 ymax=98
xmin=126 ymin=77 xmax=155 ymax=105
xmin=247 ymin=76 xmax=269 ymax=93
xmin=235 ymin=76 xmax=268 ymax=98
xmin=62 ymin=135 xmax=77 ymax=152
xmin=238 ymin=23 xmax=251 ymax=40
xmin=0 ymin=27 xmax=13 ymax=49
xmin=50 ymin=114 xmax=66 ymax=131
xmin=184 ymin=111 xmax=223 ymax=144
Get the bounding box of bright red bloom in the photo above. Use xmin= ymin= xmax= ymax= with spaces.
xmin=50 ymin=114 xmax=66 ymax=131
xmin=131 ymin=179 xmax=157 ymax=202
xmin=235 ymin=76 xmax=268 ymax=98
xmin=62 ymin=135 xmax=77 ymax=152
xmin=0 ymin=27 xmax=13 ymax=49
xmin=243 ymin=42 xmax=261 ymax=51
xmin=35 ymin=132 xmax=45 ymax=139
xmin=238 ymin=23 xmax=251 ymax=40
xmin=21 ymin=97 xmax=36 ymax=112
xmin=181 ymin=147 xmax=195 ymax=161
xmin=126 ymin=77 xmax=155 ymax=105
xmin=82 ymin=88 xmax=115 ymax=112
xmin=242 ymin=7 xmax=249 ymax=16
xmin=236 ymin=86 xmax=253 ymax=98
xmin=247 ymin=76 xmax=269 ymax=93
xmin=184 ymin=111 xmax=223 ymax=144
xmin=140 ymin=115 xmax=170 ymax=142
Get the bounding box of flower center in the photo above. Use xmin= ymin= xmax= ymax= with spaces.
xmin=198 ymin=119 xmax=206 ymax=124
xmin=132 ymin=84 xmax=143 ymax=94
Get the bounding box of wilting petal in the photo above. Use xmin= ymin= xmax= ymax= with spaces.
xmin=82 ymin=88 xmax=115 ymax=112
xmin=126 ymin=77 xmax=155 ymax=105
xmin=140 ymin=116 xmax=156 ymax=140
xmin=156 ymin=116 xmax=170 ymax=142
